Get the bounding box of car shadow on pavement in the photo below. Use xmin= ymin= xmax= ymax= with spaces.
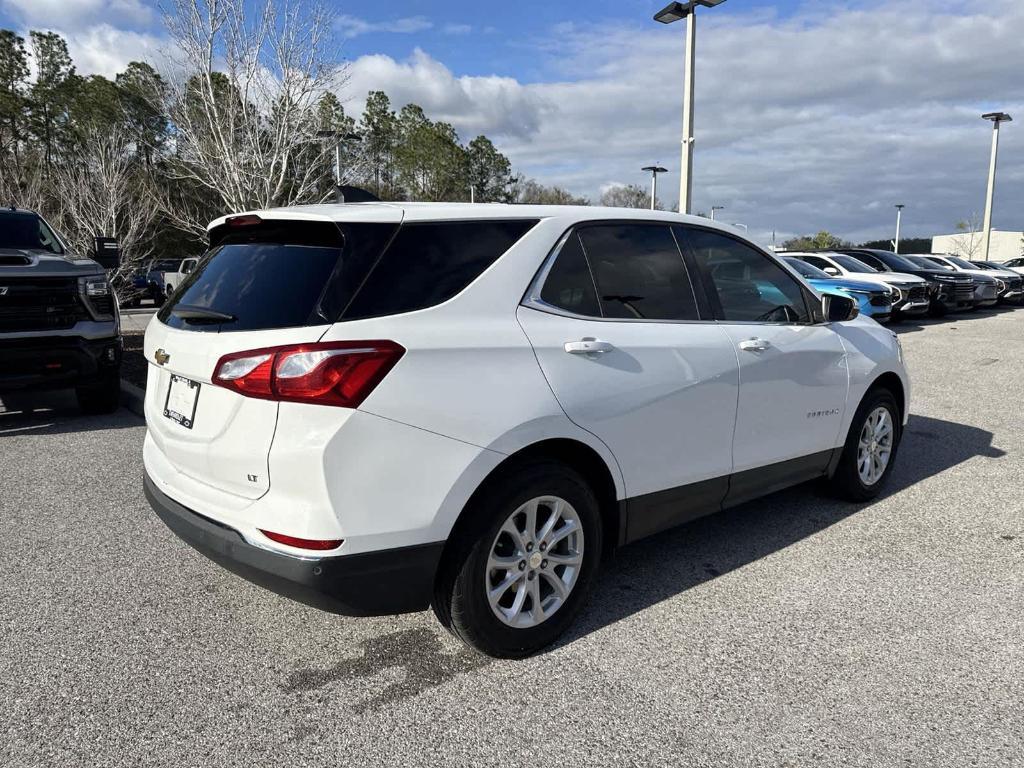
xmin=0 ymin=390 xmax=140 ymax=437
xmin=561 ymin=413 xmax=1005 ymax=649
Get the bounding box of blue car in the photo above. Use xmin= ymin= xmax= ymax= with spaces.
xmin=783 ymin=257 xmax=893 ymax=322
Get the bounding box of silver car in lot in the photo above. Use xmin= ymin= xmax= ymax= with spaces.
xmin=968 ymin=260 xmax=1024 ymax=304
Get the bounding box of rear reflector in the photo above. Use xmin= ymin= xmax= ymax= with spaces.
xmin=259 ymin=529 xmax=343 ymax=551
xmin=212 ymin=340 xmax=404 ymax=407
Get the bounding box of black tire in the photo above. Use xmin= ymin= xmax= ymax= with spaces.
xmin=433 ymin=461 xmax=602 ymax=659
xmin=76 ymin=374 xmax=121 ymax=415
xmin=829 ymin=388 xmax=901 ymax=501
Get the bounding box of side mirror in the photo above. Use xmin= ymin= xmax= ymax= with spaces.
xmin=92 ymin=237 xmax=121 ymax=270
xmin=823 ymin=294 xmax=859 ymax=323
xmin=823 ymin=266 xmax=841 ymax=276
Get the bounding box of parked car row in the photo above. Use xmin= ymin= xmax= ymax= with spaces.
xmin=779 ymin=247 xmax=1024 ymax=321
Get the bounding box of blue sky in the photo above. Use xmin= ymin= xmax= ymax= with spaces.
xmin=0 ymin=0 xmax=1021 ymax=244
xmin=332 ymin=0 xmax=804 ymax=81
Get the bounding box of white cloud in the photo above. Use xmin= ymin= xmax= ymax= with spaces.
xmin=442 ymin=23 xmax=472 ymax=35
xmin=343 ymin=0 xmax=1024 ymax=243
xmin=335 ymin=14 xmax=433 ymax=39
xmin=63 ymin=23 xmax=165 ymax=78
xmin=345 ymin=49 xmax=548 ymax=139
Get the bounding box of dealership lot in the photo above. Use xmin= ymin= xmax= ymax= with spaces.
xmin=1 ymin=310 xmax=1022 ymax=766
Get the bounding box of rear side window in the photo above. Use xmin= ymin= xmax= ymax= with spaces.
xmin=577 ymin=224 xmax=698 ymax=320
xmin=342 ymin=220 xmax=537 ymax=320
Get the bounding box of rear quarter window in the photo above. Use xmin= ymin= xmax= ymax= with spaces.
xmin=341 ymin=220 xmax=538 ymax=320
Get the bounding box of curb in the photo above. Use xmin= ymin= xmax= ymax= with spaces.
xmin=120 ymin=380 xmax=146 ymax=418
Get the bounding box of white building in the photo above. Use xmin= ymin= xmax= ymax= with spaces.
xmin=931 ymin=230 xmax=1023 ymax=262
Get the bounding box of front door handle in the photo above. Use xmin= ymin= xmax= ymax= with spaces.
xmin=564 ymin=339 xmax=615 ymax=355
xmin=739 ymin=338 xmax=772 ymax=353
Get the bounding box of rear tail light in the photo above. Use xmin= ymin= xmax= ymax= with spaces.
xmin=212 ymin=340 xmax=404 ymax=407
xmin=259 ymin=529 xmax=343 ymax=551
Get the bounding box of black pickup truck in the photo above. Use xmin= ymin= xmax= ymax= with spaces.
xmin=0 ymin=208 xmax=123 ymax=413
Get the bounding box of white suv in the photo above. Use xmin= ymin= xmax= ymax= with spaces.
xmin=143 ymin=204 xmax=909 ymax=657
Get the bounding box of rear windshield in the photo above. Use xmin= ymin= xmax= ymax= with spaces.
xmin=0 ymin=213 xmax=65 ymax=254
xmin=159 ymin=218 xmax=537 ymax=332
xmin=784 ymin=257 xmax=829 ymax=279
xmin=832 ymin=255 xmax=878 ymax=273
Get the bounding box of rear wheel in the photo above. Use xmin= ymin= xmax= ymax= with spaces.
xmin=433 ymin=462 xmax=602 ymax=658
xmin=829 ymin=388 xmax=900 ymax=501
xmin=76 ymin=373 xmax=121 ymax=414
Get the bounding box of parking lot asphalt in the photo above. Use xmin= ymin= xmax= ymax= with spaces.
xmin=1 ymin=310 xmax=1022 ymax=767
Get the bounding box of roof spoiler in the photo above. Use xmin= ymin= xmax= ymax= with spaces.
xmin=335 ymin=185 xmax=380 ymax=203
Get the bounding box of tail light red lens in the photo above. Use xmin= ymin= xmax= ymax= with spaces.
xmin=212 ymin=340 xmax=404 ymax=407
xmin=259 ymin=529 xmax=343 ymax=551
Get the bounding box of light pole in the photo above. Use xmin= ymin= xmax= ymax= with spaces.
xmin=894 ymin=204 xmax=905 ymax=254
xmin=710 ymin=205 xmax=724 ymax=220
xmin=642 ymin=165 xmax=668 ymax=210
xmin=654 ymin=0 xmax=727 ymax=215
xmin=317 ymin=130 xmax=361 ymax=202
xmin=981 ymin=112 xmax=1012 ymax=261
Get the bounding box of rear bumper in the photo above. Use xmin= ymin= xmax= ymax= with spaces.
xmin=0 ymin=334 xmax=121 ymax=391
xmin=144 ymin=472 xmax=444 ymax=616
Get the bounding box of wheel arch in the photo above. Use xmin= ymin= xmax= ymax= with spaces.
xmin=868 ymin=371 xmax=906 ymax=424
xmin=438 ymin=438 xmax=623 ymax=577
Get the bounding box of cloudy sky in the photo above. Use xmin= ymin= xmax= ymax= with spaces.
xmin=1 ymin=0 xmax=1022 ymax=245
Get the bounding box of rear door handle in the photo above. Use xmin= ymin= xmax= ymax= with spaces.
xmin=564 ymin=339 xmax=615 ymax=355
xmin=739 ymin=338 xmax=772 ymax=353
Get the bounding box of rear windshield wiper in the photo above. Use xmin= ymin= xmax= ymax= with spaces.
xmin=170 ymin=305 xmax=237 ymax=324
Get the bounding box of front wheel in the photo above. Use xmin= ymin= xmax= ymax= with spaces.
xmin=829 ymin=388 xmax=901 ymax=501
xmin=434 ymin=462 xmax=602 ymax=658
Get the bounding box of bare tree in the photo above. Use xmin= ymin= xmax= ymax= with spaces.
xmin=52 ymin=122 xmax=158 ymax=280
xmin=949 ymin=215 xmax=984 ymax=259
xmin=600 ymin=183 xmax=660 ymax=210
xmin=158 ymin=0 xmax=347 ymax=236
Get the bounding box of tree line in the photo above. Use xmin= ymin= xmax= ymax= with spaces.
xmin=0 ymin=0 xmax=619 ymax=279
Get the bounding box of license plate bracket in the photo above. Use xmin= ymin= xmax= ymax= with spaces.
xmin=164 ymin=374 xmax=200 ymax=429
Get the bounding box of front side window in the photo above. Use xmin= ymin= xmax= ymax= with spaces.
xmin=683 ymin=228 xmax=810 ymax=323
xmin=575 ymin=224 xmax=699 ymax=320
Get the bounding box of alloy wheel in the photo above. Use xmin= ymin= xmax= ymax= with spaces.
xmin=857 ymin=406 xmax=894 ymax=486
xmin=485 ymin=495 xmax=584 ymax=629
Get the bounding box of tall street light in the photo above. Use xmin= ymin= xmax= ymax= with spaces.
xmin=642 ymin=165 xmax=668 ymax=210
xmin=894 ymin=204 xmax=905 ymax=254
xmin=710 ymin=205 xmax=724 ymax=220
xmin=653 ymin=0 xmax=727 ymax=215
xmin=981 ymin=112 xmax=1012 ymax=261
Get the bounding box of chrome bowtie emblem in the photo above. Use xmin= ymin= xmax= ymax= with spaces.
xmin=0 ymin=287 xmax=8 ymax=296
xmin=154 ymin=348 xmax=170 ymax=366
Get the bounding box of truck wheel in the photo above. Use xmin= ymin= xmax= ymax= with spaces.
xmin=433 ymin=461 xmax=602 ymax=658
xmin=76 ymin=374 xmax=121 ymax=415
xmin=829 ymin=388 xmax=901 ymax=501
